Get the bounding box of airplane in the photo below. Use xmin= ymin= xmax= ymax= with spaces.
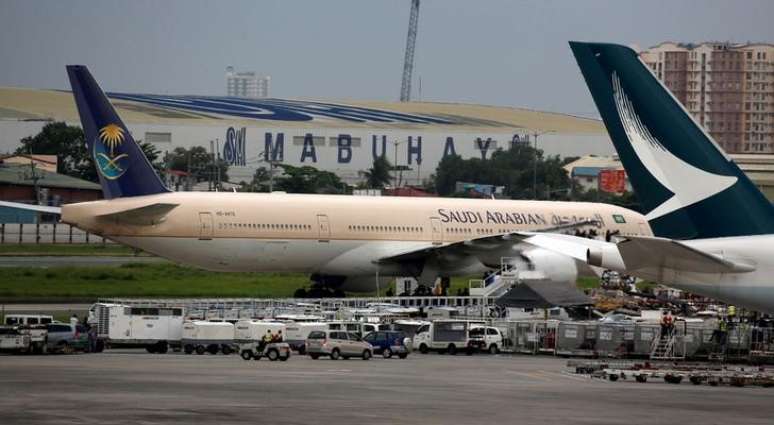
xmin=518 ymin=41 xmax=774 ymax=313
xmin=2 ymin=65 xmax=653 ymax=292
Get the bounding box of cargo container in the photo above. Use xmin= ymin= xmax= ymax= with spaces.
xmin=182 ymin=321 xmax=235 ymax=355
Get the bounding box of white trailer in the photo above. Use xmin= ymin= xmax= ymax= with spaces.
xmin=97 ymin=304 xmax=185 ymax=353
xmin=412 ymin=320 xmax=485 ymax=355
xmin=283 ymin=322 xmax=327 ymax=353
xmin=234 ymin=320 xmax=286 ymax=343
xmin=182 ymin=321 xmax=235 ymax=355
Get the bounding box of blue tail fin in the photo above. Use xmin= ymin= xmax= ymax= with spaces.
xmin=67 ymin=65 xmax=169 ymax=199
xmin=569 ymin=42 xmax=774 ymax=239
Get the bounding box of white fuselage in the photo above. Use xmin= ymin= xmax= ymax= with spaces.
xmin=636 ymin=235 xmax=774 ymax=313
xmin=61 ymin=192 xmax=650 ymax=289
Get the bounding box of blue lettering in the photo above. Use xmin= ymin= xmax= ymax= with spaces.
xmin=476 ymin=137 xmax=492 ymax=160
xmin=443 ymin=137 xmax=457 ymax=157
xmin=337 ymin=134 xmax=352 ymax=163
xmin=407 ymin=136 xmax=422 ymax=165
xmin=372 ymin=135 xmax=387 ymax=159
xmin=300 ymin=133 xmax=317 ymax=163
xmin=264 ymin=132 xmax=284 ymax=162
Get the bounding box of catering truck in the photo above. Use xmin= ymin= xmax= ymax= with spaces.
xmin=412 ymin=320 xmax=485 ymax=355
xmin=182 ymin=321 xmax=235 ymax=355
xmin=90 ymin=303 xmax=184 ymax=353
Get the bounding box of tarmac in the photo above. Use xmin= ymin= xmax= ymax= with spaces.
xmin=1 ymin=350 xmax=772 ymax=424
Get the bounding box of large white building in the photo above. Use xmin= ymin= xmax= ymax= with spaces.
xmin=226 ymin=67 xmax=270 ymax=98
xmin=0 ymin=87 xmax=616 ymax=186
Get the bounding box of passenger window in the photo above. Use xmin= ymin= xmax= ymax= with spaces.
xmin=487 ymin=328 xmax=498 ymax=336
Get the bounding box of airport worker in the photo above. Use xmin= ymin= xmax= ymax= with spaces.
xmin=275 ymin=330 xmax=283 ymax=342
xmin=665 ymin=311 xmax=675 ymax=336
xmin=660 ymin=311 xmax=670 ymax=339
xmin=260 ymin=330 xmax=272 ymax=351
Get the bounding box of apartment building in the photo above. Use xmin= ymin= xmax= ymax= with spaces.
xmin=640 ymin=42 xmax=774 ymax=153
xmin=225 ymin=66 xmax=270 ymax=98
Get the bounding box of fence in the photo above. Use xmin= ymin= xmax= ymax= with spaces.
xmin=0 ymin=223 xmax=114 ymax=244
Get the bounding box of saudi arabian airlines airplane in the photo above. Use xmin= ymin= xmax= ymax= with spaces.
xmin=1 ymin=65 xmax=653 ymax=292
xmin=520 ymin=42 xmax=774 ymax=312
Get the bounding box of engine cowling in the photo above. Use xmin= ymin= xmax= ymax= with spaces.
xmin=586 ymin=246 xmax=626 ymax=271
xmin=511 ymin=248 xmax=579 ymax=284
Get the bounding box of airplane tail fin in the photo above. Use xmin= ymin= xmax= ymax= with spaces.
xmin=66 ymin=65 xmax=169 ymax=199
xmin=569 ymin=42 xmax=774 ymax=239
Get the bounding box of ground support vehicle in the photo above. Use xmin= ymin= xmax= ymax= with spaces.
xmin=238 ymin=342 xmax=291 ymax=361
xmin=412 ymin=320 xmax=483 ymax=355
xmin=0 ymin=326 xmax=31 ymax=353
xmin=182 ymin=321 xmax=235 ymax=355
xmin=91 ymin=303 xmax=183 ymax=353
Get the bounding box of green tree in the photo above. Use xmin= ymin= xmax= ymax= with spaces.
xmin=240 ymin=166 xmax=271 ymax=192
xmin=166 ymin=146 xmax=229 ymax=183
xmin=430 ymin=143 xmax=571 ymax=199
xmin=274 ymin=164 xmax=344 ymax=194
xmin=16 ymin=121 xmax=163 ymax=183
xmin=360 ymin=155 xmax=393 ymax=189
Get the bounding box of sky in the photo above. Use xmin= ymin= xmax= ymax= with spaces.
xmin=0 ymin=0 xmax=772 ymax=117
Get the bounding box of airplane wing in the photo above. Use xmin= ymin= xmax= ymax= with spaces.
xmin=96 ymin=203 xmax=179 ymax=225
xmin=376 ymin=219 xmax=601 ymax=265
xmin=518 ymin=232 xmax=755 ymax=274
xmin=0 ymin=200 xmax=62 ymax=215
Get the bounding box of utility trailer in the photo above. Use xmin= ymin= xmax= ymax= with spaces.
xmin=90 ymin=303 xmax=184 ymax=353
xmin=182 ymin=321 xmax=235 ymax=355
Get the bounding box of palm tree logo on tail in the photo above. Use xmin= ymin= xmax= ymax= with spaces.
xmin=95 ymin=123 xmax=130 ymax=180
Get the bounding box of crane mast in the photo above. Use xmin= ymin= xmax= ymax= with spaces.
xmin=400 ymin=0 xmax=420 ymax=102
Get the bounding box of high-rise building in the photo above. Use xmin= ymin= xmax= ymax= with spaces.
xmin=225 ymin=66 xmax=270 ymax=98
xmin=639 ymin=42 xmax=774 ymax=153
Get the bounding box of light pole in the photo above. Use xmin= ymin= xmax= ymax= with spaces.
xmin=532 ymin=133 xmax=538 ymax=199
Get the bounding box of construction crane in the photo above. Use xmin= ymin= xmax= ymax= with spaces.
xmin=400 ymin=0 xmax=420 ymax=102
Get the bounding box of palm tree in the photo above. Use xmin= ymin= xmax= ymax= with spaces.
xmin=361 ymin=156 xmax=392 ymax=189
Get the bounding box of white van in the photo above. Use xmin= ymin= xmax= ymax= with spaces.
xmin=4 ymin=314 xmax=54 ymax=326
xmin=182 ymin=321 xmax=235 ymax=355
xmin=412 ymin=320 xmax=484 ymax=355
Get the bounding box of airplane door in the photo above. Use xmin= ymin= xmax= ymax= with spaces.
xmin=430 ymin=217 xmax=443 ymax=245
xmin=317 ymin=214 xmax=330 ymax=242
xmin=198 ymin=212 xmax=213 ymax=240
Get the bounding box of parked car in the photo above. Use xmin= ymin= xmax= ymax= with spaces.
xmin=46 ymin=322 xmax=88 ymax=353
xmin=363 ymin=331 xmax=409 ymax=359
xmin=305 ymin=330 xmax=373 ymax=360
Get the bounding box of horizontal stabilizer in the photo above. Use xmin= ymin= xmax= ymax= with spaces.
xmin=96 ymin=202 xmax=178 ymax=225
xmin=0 ymin=200 xmax=62 ymax=215
xmin=518 ymin=232 xmax=755 ymax=274
xmin=619 ymin=236 xmax=755 ymax=273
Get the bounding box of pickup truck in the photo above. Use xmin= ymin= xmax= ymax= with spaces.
xmin=0 ymin=326 xmax=31 ymax=353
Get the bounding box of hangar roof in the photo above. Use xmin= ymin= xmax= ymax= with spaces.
xmin=0 ymin=163 xmax=100 ymax=191
xmin=0 ymin=87 xmax=605 ymax=134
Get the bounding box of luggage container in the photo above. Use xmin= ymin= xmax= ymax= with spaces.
xmin=97 ymin=304 xmax=184 ymax=353
xmin=182 ymin=321 xmax=235 ymax=355
xmin=556 ymin=322 xmax=597 ymax=357
xmin=633 ymin=323 xmax=659 ymax=357
xmin=234 ymin=320 xmax=286 ymax=343
xmin=281 ymin=322 xmax=327 ymax=354
xmin=594 ymin=323 xmax=635 ymax=357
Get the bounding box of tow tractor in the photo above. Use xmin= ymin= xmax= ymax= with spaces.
xmin=239 ymin=342 xmax=291 ymax=362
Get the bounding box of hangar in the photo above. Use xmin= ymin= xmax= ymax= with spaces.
xmin=0 ymin=87 xmax=614 ymax=185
